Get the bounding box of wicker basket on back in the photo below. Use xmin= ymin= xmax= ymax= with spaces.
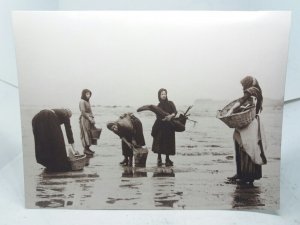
xmin=216 ymin=99 xmax=256 ymax=129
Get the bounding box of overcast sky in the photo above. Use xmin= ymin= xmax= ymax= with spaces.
xmin=13 ymin=11 xmax=291 ymax=107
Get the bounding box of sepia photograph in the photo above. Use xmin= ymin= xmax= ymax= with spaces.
xmin=13 ymin=11 xmax=290 ymax=209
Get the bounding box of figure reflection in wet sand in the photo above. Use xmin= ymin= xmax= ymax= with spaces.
xmin=152 ymin=168 xmax=184 ymax=208
xmin=231 ymin=184 xmax=264 ymax=209
xmin=122 ymin=167 xmax=147 ymax=178
xmin=32 ymin=108 xmax=79 ymax=172
xmin=107 ymin=113 xmax=146 ymax=167
xmin=225 ymin=76 xmax=267 ymax=185
xmin=35 ymin=170 xmax=99 ymax=208
xmin=153 ymin=167 xmax=175 ymax=177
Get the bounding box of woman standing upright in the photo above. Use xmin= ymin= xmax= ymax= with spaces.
xmin=226 ymin=76 xmax=267 ymax=184
xmin=79 ymin=89 xmax=96 ymax=155
xmin=151 ymin=88 xmax=177 ymax=166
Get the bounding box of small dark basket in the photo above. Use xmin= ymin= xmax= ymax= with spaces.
xmin=216 ymin=100 xmax=256 ymax=129
xmin=133 ymin=147 xmax=148 ymax=167
xmin=91 ymin=128 xmax=102 ymax=139
xmin=91 ymin=138 xmax=97 ymax=145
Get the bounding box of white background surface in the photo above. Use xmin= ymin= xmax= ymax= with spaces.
xmin=1 ymin=0 xmax=300 ymax=224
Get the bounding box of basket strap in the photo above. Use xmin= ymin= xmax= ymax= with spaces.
xmin=256 ymin=115 xmax=267 ymax=164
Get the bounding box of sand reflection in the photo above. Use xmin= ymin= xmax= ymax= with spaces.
xmin=122 ymin=167 xmax=147 ymax=178
xmin=152 ymin=167 xmax=185 ymax=208
xmin=35 ymin=169 xmax=99 ymax=208
xmin=231 ymin=184 xmax=264 ymax=209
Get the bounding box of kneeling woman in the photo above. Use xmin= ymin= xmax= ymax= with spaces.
xmin=226 ymin=76 xmax=267 ymax=184
xmin=32 ymin=108 xmax=78 ymax=172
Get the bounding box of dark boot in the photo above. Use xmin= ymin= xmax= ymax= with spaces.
xmin=87 ymin=146 xmax=95 ymax=153
xmin=165 ymin=159 xmax=173 ymax=167
xmin=165 ymin=155 xmax=173 ymax=167
xmin=227 ymin=174 xmax=239 ymax=181
xmin=157 ymin=154 xmax=162 ymax=166
xmin=84 ymin=148 xmax=94 ymax=155
xmin=120 ymin=157 xmax=128 ymax=166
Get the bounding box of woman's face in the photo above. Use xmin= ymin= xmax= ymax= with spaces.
xmin=85 ymin=92 xmax=91 ymax=99
xmin=160 ymin=91 xmax=167 ymax=100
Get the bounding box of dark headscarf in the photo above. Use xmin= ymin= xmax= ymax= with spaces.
xmin=157 ymin=88 xmax=177 ymax=116
xmin=158 ymin=88 xmax=168 ymax=102
xmin=240 ymin=76 xmax=263 ymax=113
xmin=240 ymin=76 xmax=262 ymax=93
xmin=81 ymin=89 xmax=92 ymax=102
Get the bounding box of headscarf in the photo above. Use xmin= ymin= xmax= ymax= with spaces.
xmin=157 ymin=88 xmax=177 ymax=116
xmin=240 ymin=75 xmax=263 ymax=113
xmin=81 ymin=89 xmax=92 ymax=102
xmin=158 ymin=88 xmax=168 ymax=102
xmin=240 ymin=76 xmax=261 ymax=92
xmin=240 ymin=76 xmax=254 ymax=90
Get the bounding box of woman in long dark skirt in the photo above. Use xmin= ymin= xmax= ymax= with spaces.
xmin=151 ymin=88 xmax=177 ymax=166
xmin=32 ymin=108 xmax=78 ymax=172
xmin=226 ymin=76 xmax=267 ymax=184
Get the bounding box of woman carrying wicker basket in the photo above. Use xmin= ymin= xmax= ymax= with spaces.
xmin=225 ymin=76 xmax=267 ymax=184
xmin=79 ymin=89 xmax=96 ymax=155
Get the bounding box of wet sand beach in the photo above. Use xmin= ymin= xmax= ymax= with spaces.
xmin=21 ymin=100 xmax=282 ymax=209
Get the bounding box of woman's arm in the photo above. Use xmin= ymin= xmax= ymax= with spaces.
xmin=225 ymin=92 xmax=250 ymax=117
xmin=225 ymin=101 xmax=241 ymax=117
xmin=70 ymin=143 xmax=79 ymax=155
xmin=79 ymin=101 xmax=90 ymax=118
xmin=79 ymin=101 xmax=95 ymax=124
xmin=121 ymin=137 xmax=134 ymax=150
xmin=64 ymin=118 xmax=75 ymax=144
xmin=162 ymin=101 xmax=177 ymax=121
xmin=162 ymin=113 xmax=176 ymax=121
xmin=170 ymin=101 xmax=177 ymax=116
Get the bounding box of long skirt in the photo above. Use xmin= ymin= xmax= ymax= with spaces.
xmin=32 ymin=110 xmax=71 ymax=171
xmin=79 ymin=115 xmax=93 ymax=149
xmin=152 ymin=120 xmax=176 ymax=156
xmin=235 ymin=141 xmax=262 ymax=181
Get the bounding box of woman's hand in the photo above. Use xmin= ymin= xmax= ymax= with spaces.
xmin=71 ymin=144 xmax=80 ymax=155
xmin=122 ymin=138 xmax=134 ymax=150
xmin=132 ymin=139 xmax=137 ymax=148
xmin=89 ymin=117 xmax=95 ymax=124
xmin=162 ymin=114 xmax=175 ymax=121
